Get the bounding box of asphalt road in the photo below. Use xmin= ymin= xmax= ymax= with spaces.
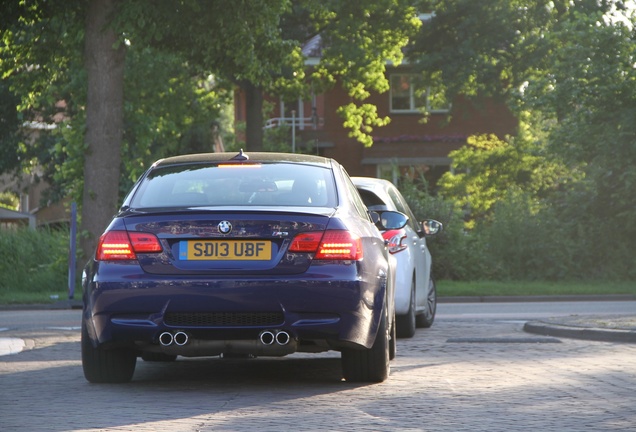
xmin=1 ymin=301 xmax=635 ymax=431
xmin=2 ymin=299 xmax=635 ymax=331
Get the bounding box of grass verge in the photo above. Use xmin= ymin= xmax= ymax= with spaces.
xmin=438 ymin=280 xmax=636 ymax=298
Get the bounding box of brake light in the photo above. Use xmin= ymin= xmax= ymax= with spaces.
xmin=289 ymin=232 xmax=323 ymax=252
xmin=290 ymin=230 xmax=362 ymax=260
xmin=128 ymin=232 xmax=163 ymax=253
xmin=96 ymin=230 xmax=162 ymax=260
xmin=383 ymin=229 xmax=408 ymax=254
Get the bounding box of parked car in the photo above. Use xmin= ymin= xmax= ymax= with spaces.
xmin=352 ymin=177 xmax=442 ymax=338
xmin=81 ymin=151 xmax=407 ymax=383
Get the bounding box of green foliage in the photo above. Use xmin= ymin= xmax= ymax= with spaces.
xmin=0 ymin=228 xmax=70 ymax=302
xmin=411 ymin=1 xmax=636 ymax=281
xmin=523 ymin=9 xmax=636 ymax=239
xmin=338 ymin=103 xmax=391 ymax=147
xmin=474 ymin=188 xmax=636 ymax=281
xmin=438 ymin=129 xmax=577 ymax=226
xmin=0 ymin=82 xmax=22 ymax=174
xmin=307 ymin=0 xmax=421 ymax=144
xmin=118 ymin=49 xmax=232 ymax=195
xmin=404 ymin=174 xmax=634 ymax=281
xmin=0 ymin=0 xmax=86 ymax=195
xmin=0 ymin=192 xmax=19 ymax=210
xmin=1 ymin=2 xmax=234 ymax=205
xmin=474 ymin=192 xmax=573 ymax=280
xmin=2 ymin=0 xmax=421 ymax=212
xmin=116 ymin=0 xmax=300 ymax=88
xmin=399 ymin=175 xmax=486 ymax=280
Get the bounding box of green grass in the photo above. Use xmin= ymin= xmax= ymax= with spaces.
xmin=438 ymin=280 xmax=636 ymax=298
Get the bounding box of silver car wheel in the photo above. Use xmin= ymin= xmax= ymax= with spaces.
xmin=416 ymin=277 xmax=436 ymax=329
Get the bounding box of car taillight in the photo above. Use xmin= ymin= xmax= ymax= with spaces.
xmin=383 ymin=229 xmax=407 ymax=254
xmin=96 ymin=230 xmax=162 ymax=260
xmin=289 ymin=230 xmax=363 ymax=260
xmin=128 ymin=232 xmax=163 ymax=253
xmin=289 ymin=232 xmax=323 ymax=252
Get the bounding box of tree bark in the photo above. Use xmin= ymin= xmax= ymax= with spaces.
xmin=243 ymin=81 xmax=264 ymax=151
xmin=79 ymin=0 xmax=125 ymax=263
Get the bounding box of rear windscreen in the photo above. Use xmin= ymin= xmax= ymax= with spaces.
xmin=130 ymin=162 xmax=337 ymax=208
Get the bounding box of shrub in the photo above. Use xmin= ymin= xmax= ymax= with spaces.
xmin=0 ymin=228 xmax=70 ymax=301
xmin=400 ymin=177 xmax=489 ymax=280
xmin=475 ymin=192 xmax=575 ymax=280
xmin=401 ymin=179 xmax=635 ymax=282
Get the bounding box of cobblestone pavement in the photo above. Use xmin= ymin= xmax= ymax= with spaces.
xmin=1 ymin=317 xmax=635 ymax=432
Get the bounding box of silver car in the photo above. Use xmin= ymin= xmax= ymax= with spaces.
xmin=353 ymin=177 xmax=442 ymax=338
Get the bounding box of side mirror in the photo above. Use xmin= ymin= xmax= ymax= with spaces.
xmin=372 ymin=210 xmax=408 ymax=230
xmin=422 ymin=219 xmax=443 ymax=236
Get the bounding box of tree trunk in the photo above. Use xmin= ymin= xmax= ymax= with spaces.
xmin=79 ymin=0 xmax=125 ymax=263
xmin=244 ymin=81 xmax=264 ymax=151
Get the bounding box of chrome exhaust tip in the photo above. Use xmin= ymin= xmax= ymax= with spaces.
xmin=259 ymin=330 xmax=275 ymax=345
xmin=159 ymin=332 xmax=174 ymax=346
xmin=174 ymin=331 xmax=189 ymax=346
xmin=275 ymin=331 xmax=291 ymax=346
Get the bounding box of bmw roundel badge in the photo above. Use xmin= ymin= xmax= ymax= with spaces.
xmin=218 ymin=220 xmax=232 ymax=234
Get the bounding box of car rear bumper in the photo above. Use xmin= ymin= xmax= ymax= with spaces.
xmin=83 ymin=263 xmax=387 ymax=355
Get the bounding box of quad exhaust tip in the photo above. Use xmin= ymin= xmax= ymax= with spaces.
xmin=259 ymin=330 xmax=291 ymax=346
xmin=159 ymin=330 xmax=290 ymax=347
xmin=159 ymin=331 xmax=189 ymax=347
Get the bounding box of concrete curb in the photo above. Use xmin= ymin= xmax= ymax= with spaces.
xmin=523 ymin=321 xmax=636 ymax=343
xmin=0 ymin=300 xmax=82 ymax=311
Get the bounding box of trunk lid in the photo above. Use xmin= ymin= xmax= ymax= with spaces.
xmin=122 ymin=209 xmax=333 ymax=275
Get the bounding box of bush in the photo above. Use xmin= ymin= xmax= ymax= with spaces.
xmin=402 ymin=179 xmax=635 ymax=282
xmin=0 ymin=228 xmax=70 ymax=302
xmin=400 ymin=177 xmax=488 ymax=280
xmin=475 ymin=193 xmax=574 ymax=280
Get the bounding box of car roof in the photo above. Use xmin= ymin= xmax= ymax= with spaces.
xmin=351 ymin=177 xmax=395 ymax=191
xmin=351 ymin=177 xmax=398 ymax=208
xmin=153 ymin=151 xmax=333 ymax=168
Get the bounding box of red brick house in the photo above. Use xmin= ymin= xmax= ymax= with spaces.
xmin=235 ymin=34 xmax=518 ymax=188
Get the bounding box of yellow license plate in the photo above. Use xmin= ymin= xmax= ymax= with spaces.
xmin=180 ymin=240 xmax=271 ymax=260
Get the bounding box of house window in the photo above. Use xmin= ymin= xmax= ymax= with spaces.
xmin=389 ymin=74 xmax=450 ymax=113
xmin=377 ymin=163 xmax=450 ymax=193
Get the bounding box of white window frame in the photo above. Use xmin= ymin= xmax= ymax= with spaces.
xmin=389 ymin=74 xmax=451 ymax=114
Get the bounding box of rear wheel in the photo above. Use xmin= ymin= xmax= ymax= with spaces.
xmin=82 ymin=321 xmax=136 ymax=383
xmin=396 ymin=279 xmax=416 ymax=338
xmin=416 ymin=278 xmax=437 ymax=328
xmin=389 ymin=310 xmax=397 ymax=360
xmin=341 ymin=306 xmax=390 ymax=383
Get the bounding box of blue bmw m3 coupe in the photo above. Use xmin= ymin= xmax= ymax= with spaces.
xmin=81 ymin=151 xmax=406 ymax=383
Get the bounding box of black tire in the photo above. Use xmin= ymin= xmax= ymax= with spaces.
xmin=389 ymin=310 xmax=397 ymax=361
xmin=141 ymin=352 xmax=177 ymax=362
xmin=396 ymin=279 xmax=416 ymax=338
xmin=341 ymin=306 xmax=390 ymax=383
xmin=81 ymin=321 xmax=136 ymax=383
xmin=416 ymin=277 xmax=437 ymax=328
